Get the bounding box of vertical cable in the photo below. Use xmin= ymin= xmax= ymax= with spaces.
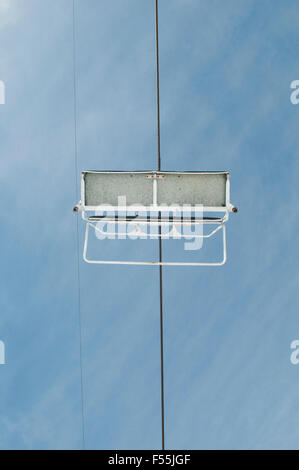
xmin=159 ymin=238 xmax=165 ymax=451
xmin=155 ymin=0 xmax=165 ymax=451
xmin=72 ymin=0 xmax=86 ymax=450
xmin=155 ymin=0 xmax=161 ymax=171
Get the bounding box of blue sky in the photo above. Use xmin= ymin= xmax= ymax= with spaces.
xmin=1 ymin=0 xmax=299 ymax=450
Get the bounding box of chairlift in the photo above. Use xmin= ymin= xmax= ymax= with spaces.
xmin=74 ymin=170 xmax=237 ymax=266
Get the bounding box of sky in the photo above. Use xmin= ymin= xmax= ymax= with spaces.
xmin=1 ymin=0 xmax=299 ymax=450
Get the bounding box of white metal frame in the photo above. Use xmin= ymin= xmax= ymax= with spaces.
xmin=75 ymin=171 xmax=236 ymax=267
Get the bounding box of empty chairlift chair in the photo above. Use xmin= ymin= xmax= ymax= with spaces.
xmin=74 ymin=170 xmax=237 ymax=266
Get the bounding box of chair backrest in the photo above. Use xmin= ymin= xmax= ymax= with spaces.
xmin=81 ymin=171 xmax=230 ymax=211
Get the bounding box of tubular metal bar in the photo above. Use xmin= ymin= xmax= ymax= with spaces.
xmin=83 ymin=210 xmax=229 ymax=225
xmin=87 ymin=215 xmax=226 ymax=224
xmin=83 ymin=222 xmax=227 ymax=266
xmin=87 ymin=219 xmax=223 ymax=239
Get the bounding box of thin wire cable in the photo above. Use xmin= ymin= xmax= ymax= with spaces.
xmin=155 ymin=0 xmax=161 ymax=171
xmin=155 ymin=0 xmax=165 ymax=451
xmin=158 ymin=238 xmax=165 ymax=451
xmin=72 ymin=0 xmax=86 ymax=450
